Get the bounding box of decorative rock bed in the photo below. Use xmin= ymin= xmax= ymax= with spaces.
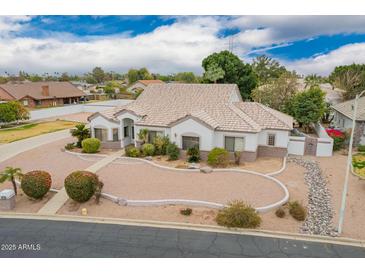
xmin=288 ymin=157 xmax=337 ymax=236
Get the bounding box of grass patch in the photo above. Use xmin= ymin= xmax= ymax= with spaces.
xmin=0 ymin=120 xmax=80 ymax=144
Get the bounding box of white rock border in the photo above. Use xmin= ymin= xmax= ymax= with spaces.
xmin=63 ymin=150 xmax=289 ymax=212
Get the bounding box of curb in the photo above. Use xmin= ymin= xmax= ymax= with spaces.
xmin=0 ymin=212 xmax=364 ymax=248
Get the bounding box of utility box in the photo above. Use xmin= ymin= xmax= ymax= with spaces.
xmin=0 ymin=189 xmax=16 ymax=210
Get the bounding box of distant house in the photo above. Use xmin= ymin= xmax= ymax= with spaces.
xmin=297 ymin=79 xmax=344 ymax=105
xmin=127 ymin=79 xmax=164 ymax=93
xmin=88 ymin=83 xmax=294 ymax=161
xmin=331 ymin=96 xmax=365 ymax=146
xmin=0 ymin=82 xmax=86 ymax=107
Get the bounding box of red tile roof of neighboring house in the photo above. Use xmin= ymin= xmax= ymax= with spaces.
xmin=0 ymin=81 xmax=86 ymax=101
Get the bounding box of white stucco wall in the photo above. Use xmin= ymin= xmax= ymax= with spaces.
xmin=258 ymin=130 xmax=289 ymax=148
xmin=288 ymin=136 xmax=305 ymax=155
xmin=316 ymin=138 xmax=333 ymax=157
xmin=89 ymin=115 xmax=120 ymax=141
xmin=170 ymin=119 xmax=214 ymax=151
xmin=214 ymin=131 xmax=258 ymax=152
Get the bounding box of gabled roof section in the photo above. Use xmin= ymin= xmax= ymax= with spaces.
xmin=0 ymin=82 xmax=85 ymax=100
xmin=331 ymin=96 xmax=365 ymax=121
xmin=234 ymin=102 xmax=293 ymax=130
xmin=167 ymin=110 xmax=220 ymax=129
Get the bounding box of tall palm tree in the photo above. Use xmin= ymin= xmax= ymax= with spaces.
xmin=70 ymin=124 xmax=90 ymax=148
xmin=0 ymin=167 xmax=23 ymax=195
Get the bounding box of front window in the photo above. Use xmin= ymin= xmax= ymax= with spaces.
xmin=224 ymin=136 xmax=245 ymax=152
xmin=148 ymin=130 xmax=163 ymax=143
xmin=112 ymin=128 xmax=118 ymax=141
xmin=182 ymin=136 xmax=199 ymax=150
xmin=267 ymin=134 xmax=276 ymax=146
xmin=94 ymin=128 xmax=108 ymax=141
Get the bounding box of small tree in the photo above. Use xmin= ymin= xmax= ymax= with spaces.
xmin=137 ymin=128 xmax=149 ymax=144
xmin=203 ymin=62 xmax=225 ymax=83
xmin=70 ymin=124 xmax=90 ymax=148
xmin=0 ymin=167 xmax=23 ymax=195
xmin=286 ymin=86 xmax=326 ymax=133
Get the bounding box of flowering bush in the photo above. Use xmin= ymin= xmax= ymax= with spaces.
xmin=326 ymin=129 xmax=346 ymax=151
xmin=21 ymin=170 xmax=52 ymax=199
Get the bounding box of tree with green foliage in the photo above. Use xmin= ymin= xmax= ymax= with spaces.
xmin=286 ymin=86 xmax=326 ymax=133
xmin=203 ymin=62 xmax=225 ymax=83
xmin=103 ymin=83 xmax=116 ymax=99
xmin=304 ymin=73 xmax=327 ymax=88
xmin=128 ymin=68 xmax=153 ymax=84
xmin=329 ymin=64 xmax=365 ymax=99
xmin=251 ymin=72 xmax=298 ymax=111
xmin=174 ymin=72 xmax=199 ymax=83
xmin=70 ymin=124 xmax=90 ymax=148
xmin=202 ymin=50 xmax=257 ymax=100
xmin=252 ymin=55 xmax=288 ymax=84
xmin=59 ymin=72 xmax=70 ymax=82
xmin=0 ymin=167 xmax=23 ymax=195
xmin=0 ymin=101 xmax=29 ymax=125
xmin=91 ymin=67 xmax=106 ymax=83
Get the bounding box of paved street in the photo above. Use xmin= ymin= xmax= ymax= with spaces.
xmin=0 ymin=218 xmax=364 ymax=257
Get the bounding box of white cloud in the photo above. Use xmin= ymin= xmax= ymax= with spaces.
xmin=1 ymin=15 xmax=365 ymax=75
xmin=284 ymin=43 xmax=365 ymax=76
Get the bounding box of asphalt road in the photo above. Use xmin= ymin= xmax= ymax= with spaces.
xmin=0 ymin=218 xmax=364 ymax=258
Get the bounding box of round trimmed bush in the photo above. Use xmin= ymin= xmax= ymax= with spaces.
xmin=125 ymin=146 xmax=140 ymax=157
xmin=21 ymin=170 xmax=52 ymax=199
xmin=82 ymin=138 xmax=101 ymax=153
xmin=207 ymin=147 xmax=230 ymax=167
xmin=288 ymin=201 xmax=306 ymax=221
xmin=215 ymin=200 xmax=261 ymax=228
xmin=64 ymin=171 xmax=99 ymax=202
xmin=166 ymin=143 xmax=180 ymax=160
xmin=142 ymin=143 xmax=155 ymax=156
xmin=275 ymin=207 xmax=286 ymax=218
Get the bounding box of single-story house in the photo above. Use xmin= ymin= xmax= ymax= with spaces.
xmin=0 ymin=82 xmax=86 ymax=108
xmin=127 ymin=79 xmax=165 ymax=93
xmin=88 ymin=84 xmax=293 ymax=162
xmin=331 ymin=96 xmax=365 ymax=145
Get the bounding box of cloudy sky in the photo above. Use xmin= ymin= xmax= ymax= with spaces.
xmin=1 ymin=15 xmax=365 ymax=76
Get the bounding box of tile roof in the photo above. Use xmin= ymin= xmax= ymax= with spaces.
xmin=0 ymin=82 xmax=85 ymax=100
xmin=331 ymin=96 xmax=365 ymax=121
xmin=138 ymin=79 xmax=165 ymax=86
xmin=91 ymin=83 xmax=293 ymax=133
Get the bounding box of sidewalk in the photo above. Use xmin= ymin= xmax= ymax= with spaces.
xmin=0 ymin=129 xmax=71 ymax=162
xmin=37 ymin=150 xmax=123 ymax=215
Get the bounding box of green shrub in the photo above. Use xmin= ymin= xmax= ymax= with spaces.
xmin=125 ymin=146 xmax=140 ymax=157
xmin=207 ymin=147 xmax=230 ymax=167
xmin=215 ymin=200 xmax=261 ymax=228
xmin=332 ymin=136 xmax=345 ymax=151
xmin=288 ymin=201 xmax=307 ymax=221
xmin=81 ymin=138 xmax=101 ymax=153
xmin=142 ymin=143 xmax=155 ymax=156
xmin=64 ymin=171 xmax=99 ymax=203
xmin=65 ymin=143 xmax=75 ymax=150
xmin=187 ymin=146 xmax=200 ymax=163
xmin=21 ymin=170 xmax=51 ymax=199
xmin=358 ymin=145 xmax=365 ymax=152
xmin=275 ymin=207 xmax=286 ymax=218
xmin=153 ymin=135 xmax=170 ymax=155
xmin=166 ymin=143 xmax=180 ymax=160
xmin=234 ymin=151 xmax=241 ymax=165
xmin=180 ymin=208 xmax=192 ymax=216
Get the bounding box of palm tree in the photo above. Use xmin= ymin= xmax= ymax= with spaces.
xmin=0 ymin=167 xmax=23 ymax=195
xmin=70 ymin=124 xmax=90 ymax=148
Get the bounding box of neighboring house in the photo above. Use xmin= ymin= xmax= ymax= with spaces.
xmin=331 ymin=96 xmax=365 ymax=145
xmin=127 ymin=79 xmax=165 ymax=93
xmin=0 ymin=82 xmax=86 ymax=108
xmin=88 ymin=84 xmax=293 ymax=161
xmin=297 ymin=79 xmax=344 ymax=105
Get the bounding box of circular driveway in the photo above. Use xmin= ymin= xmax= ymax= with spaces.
xmin=97 ymin=158 xmax=286 ymax=208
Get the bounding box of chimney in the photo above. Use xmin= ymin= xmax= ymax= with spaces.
xmin=41 ymin=85 xmax=49 ymax=96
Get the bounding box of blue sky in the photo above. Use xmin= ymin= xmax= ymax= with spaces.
xmin=1 ymin=15 xmax=365 ymax=75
